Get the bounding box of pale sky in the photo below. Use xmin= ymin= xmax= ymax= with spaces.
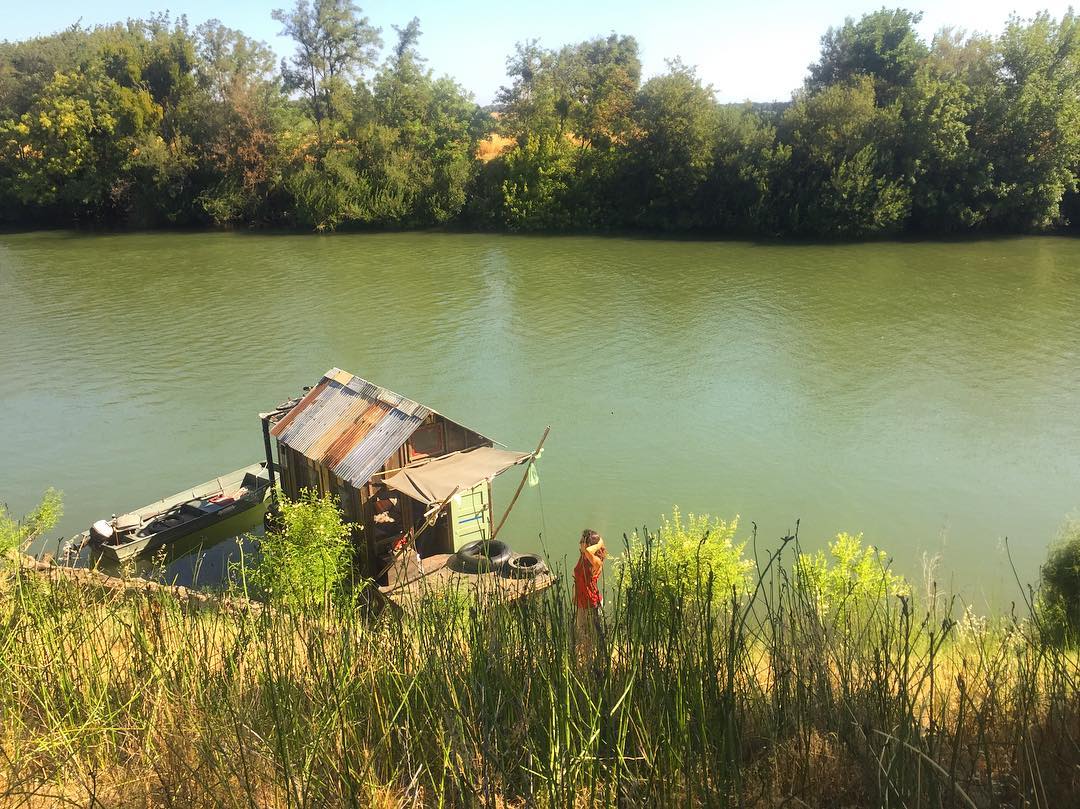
xmin=1 ymin=1 xmax=1072 ymax=103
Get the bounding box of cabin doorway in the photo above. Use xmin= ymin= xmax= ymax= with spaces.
xmin=370 ymin=488 xmax=453 ymax=586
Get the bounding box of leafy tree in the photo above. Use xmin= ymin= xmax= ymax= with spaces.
xmin=890 ymin=30 xmax=1004 ymax=232
xmin=272 ymin=0 xmax=381 ymax=142
xmin=980 ymin=11 xmax=1080 ymax=229
xmin=563 ymin=35 xmax=641 ymax=150
xmin=497 ymin=134 xmax=577 ymax=230
xmin=900 ymin=60 xmax=989 ymax=231
xmin=373 ymin=17 xmax=426 ymax=129
xmin=620 ymin=60 xmax=719 ymax=229
xmin=139 ymin=15 xmax=198 ymax=142
xmin=417 ymin=76 xmax=478 ymax=222
xmin=285 ymin=17 xmax=477 ymax=230
xmin=191 ymin=21 xmax=285 ymax=224
xmin=0 ymin=66 xmax=159 ymax=221
xmin=121 ymin=18 xmax=201 ymax=224
xmin=703 ymin=105 xmax=790 ymax=233
xmin=0 ymin=24 xmax=102 ymax=119
xmin=195 ymin=20 xmax=276 ymax=102
xmin=368 ymin=18 xmax=477 ymax=224
xmin=0 ymin=18 xmax=202 ymax=225
xmin=496 ymin=40 xmax=559 ymax=144
xmin=778 ymin=77 xmax=910 ymax=235
xmin=808 ymin=8 xmax=929 ymax=102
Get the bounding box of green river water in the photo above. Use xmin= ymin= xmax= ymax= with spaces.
xmin=2 ymin=231 xmax=1079 ymax=603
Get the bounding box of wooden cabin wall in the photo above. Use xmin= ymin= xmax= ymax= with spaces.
xmin=275 ymin=440 xmax=295 ymax=498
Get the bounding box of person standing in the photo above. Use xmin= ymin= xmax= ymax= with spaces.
xmin=574 ymin=529 xmax=607 ymax=665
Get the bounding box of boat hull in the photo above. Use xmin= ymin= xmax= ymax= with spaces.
xmin=88 ymin=462 xmax=271 ymax=563
xmin=96 ymin=494 xmax=265 ymax=563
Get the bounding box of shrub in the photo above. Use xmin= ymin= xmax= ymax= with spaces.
xmin=796 ymin=531 xmax=909 ymax=623
xmin=247 ymin=489 xmax=353 ymax=608
xmin=621 ymin=507 xmax=753 ymax=605
xmin=1038 ymin=519 xmax=1080 ymax=644
xmin=0 ymin=489 xmax=62 ymax=563
xmin=498 ymin=135 xmax=577 ymax=230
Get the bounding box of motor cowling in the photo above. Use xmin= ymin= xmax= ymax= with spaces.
xmin=90 ymin=519 xmax=114 ymax=542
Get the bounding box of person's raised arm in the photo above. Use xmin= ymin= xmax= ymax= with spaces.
xmin=582 ymin=537 xmax=606 ymax=571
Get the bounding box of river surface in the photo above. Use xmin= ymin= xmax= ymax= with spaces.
xmin=2 ymin=231 xmax=1079 ymax=602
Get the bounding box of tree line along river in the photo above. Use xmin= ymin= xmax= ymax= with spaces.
xmin=1 ymin=231 xmax=1078 ymax=603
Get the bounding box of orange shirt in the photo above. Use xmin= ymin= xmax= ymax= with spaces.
xmin=573 ymin=554 xmax=602 ymax=609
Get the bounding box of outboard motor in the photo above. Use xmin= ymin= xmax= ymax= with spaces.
xmin=90 ymin=519 xmax=114 ymax=544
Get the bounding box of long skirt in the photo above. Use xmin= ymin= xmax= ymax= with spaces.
xmin=574 ymin=605 xmax=605 ymax=667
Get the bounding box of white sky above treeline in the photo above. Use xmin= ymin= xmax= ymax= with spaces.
xmin=5 ymin=1 xmax=1073 ymax=104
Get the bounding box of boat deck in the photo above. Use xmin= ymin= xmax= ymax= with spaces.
xmin=377 ymin=552 xmax=556 ymax=610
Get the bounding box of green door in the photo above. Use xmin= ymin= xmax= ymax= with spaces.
xmin=451 ymin=482 xmax=490 ymax=550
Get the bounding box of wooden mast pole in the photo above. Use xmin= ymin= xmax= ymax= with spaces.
xmin=491 ymin=426 xmax=550 ymax=542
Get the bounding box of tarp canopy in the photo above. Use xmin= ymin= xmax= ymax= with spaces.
xmin=382 ymin=447 xmax=532 ymax=506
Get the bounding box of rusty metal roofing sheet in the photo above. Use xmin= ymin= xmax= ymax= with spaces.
xmin=270 ymin=368 xmax=433 ymax=488
xmin=332 ymin=407 xmax=423 ymax=487
xmin=269 ymin=378 xmax=327 ymax=437
xmin=322 ymin=400 xmax=390 ymax=469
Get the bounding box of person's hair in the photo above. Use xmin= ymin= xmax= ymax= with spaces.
xmin=581 ymin=529 xmax=601 ymax=546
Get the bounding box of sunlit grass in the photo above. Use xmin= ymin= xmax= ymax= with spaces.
xmin=0 ymin=515 xmax=1077 ymax=807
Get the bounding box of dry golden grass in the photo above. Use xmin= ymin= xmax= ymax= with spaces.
xmin=1 ymin=559 xmax=1078 ymax=807
xmin=475 ymin=133 xmax=516 ymax=163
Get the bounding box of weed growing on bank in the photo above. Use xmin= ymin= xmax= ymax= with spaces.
xmin=242 ymin=489 xmax=353 ymax=608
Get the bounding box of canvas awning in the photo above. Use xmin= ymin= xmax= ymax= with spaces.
xmin=382 ymin=447 xmax=532 ymax=506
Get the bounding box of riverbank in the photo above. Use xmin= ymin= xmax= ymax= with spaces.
xmin=4 ymin=221 xmax=1080 ymax=243
xmin=2 ymin=526 xmax=1077 ymax=808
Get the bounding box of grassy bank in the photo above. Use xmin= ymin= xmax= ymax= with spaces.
xmin=2 ymin=512 xmax=1078 ymax=809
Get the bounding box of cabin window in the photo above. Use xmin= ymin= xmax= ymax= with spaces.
xmin=408 ymin=422 xmax=445 ymax=459
xmin=444 ymin=422 xmax=467 ymax=452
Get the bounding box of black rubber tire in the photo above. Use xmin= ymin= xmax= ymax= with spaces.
xmin=452 ymin=539 xmax=512 ymax=574
xmin=504 ymin=552 xmax=549 ymax=580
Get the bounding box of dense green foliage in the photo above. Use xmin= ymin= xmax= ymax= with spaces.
xmin=796 ymin=530 xmax=910 ymax=623
xmin=0 ymin=488 xmax=61 ymax=561
xmin=3 ymin=6 xmax=1080 ymax=235
xmin=1039 ymin=519 xmax=1080 ymax=644
xmin=245 ymin=489 xmax=352 ymax=607
xmin=621 ymin=508 xmax=753 ymax=604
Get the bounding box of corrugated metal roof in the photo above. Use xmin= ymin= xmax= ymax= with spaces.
xmin=271 ymin=368 xmax=434 ymax=488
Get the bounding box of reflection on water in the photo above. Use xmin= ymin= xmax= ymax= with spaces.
xmin=2 ymin=231 xmax=1080 ymax=604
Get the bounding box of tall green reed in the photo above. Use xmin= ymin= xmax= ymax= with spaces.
xmin=1 ymin=512 xmax=1077 ymax=807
